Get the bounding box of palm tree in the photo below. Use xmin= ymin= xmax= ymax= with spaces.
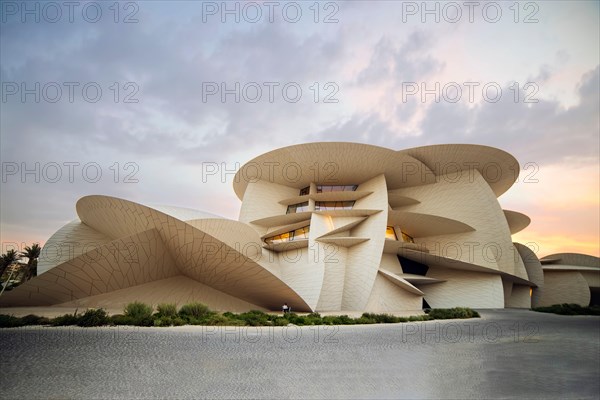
xmin=20 ymin=244 xmax=41 ymax=282
xmin=0 ymin=249 xmax=21 ymax=281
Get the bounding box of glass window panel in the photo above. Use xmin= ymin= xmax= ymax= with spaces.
xmin=385 ymin=226 xmax=398 ymax=240
xmin=315 ymin=201 xmax=355 ymax=210
xmin=264 ymin=225 xmax=310 ymax=244
xmin=401 ymin=231 xmax=414 ymax=243
xmin=316 ymin=185 xmax=358 ymax=193
xmin=286 ymin=202 xmax=309 ymax=214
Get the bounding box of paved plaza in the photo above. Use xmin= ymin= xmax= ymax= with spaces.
xmin=1 ymin=309 xmax=599 ymax=399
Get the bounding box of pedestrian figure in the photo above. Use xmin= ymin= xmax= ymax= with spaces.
xmin=282 ymin=303 xmax=289 ymax=314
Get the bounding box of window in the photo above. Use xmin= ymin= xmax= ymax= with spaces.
xmin=286 ymin=202 xmax=309 ymax=214
xmin=264 ymin=226 xmax=310 ymax=244
xmin=299 ymin=186 xmax=310 ymax=196
xmin=398 ymin=256 xmax=428 ymax=276
xmin=385 ymin=226 xmax=398 ymax=240
xmin=401 ymin=231 xmax=414 ymax=243
xmin=314 ymin=201 xmax=355 ymax=211
xmin=316 ymin=185 xmax=358 ymax=193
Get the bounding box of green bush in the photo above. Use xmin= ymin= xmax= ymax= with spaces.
xmin=428 ymin=307 xmax=480 ymax=319
xmin=154 ymin=316 xmax=173 ymax=327
xmin=355 ymin=316 xmax=376 ymax=324
xmin=272 ymin=317 xmax=290 ymax=326
xmin=362 ymin=313 xmax=399 ymax=323
xmin=532 ymin=303 xmax=600 ymax=316
xmin=52 ymin=313 xmax=81 ymax=326
xmin=322 ymin=315 xmax=355 ymax=325
xmin=285 ymin=313 xmax=308 ymax=325
xmin=178 ymin=302 xmax=212 ymax=320
xmin=124 ymin=302 xmax=154 ymax=326
xmin=203 ymin=314 xmax=232 ymax=325
xmin=124 ymin=301 xmax=153 ymax=318
xmin=236 ymin=310 xmax=271 ymax=326
xmin=0 ymin=314 xmax=24 ymax=328
xmin=77 ymin=309 xmax=110 ymax=327
xmin=156 ymin=303 xmax=178 ymax=318
xmin=110 ymin=314 xmax=134 ymax=325
xmin=21 ymin=314 xmax=51 ymax=326
xmin=304 ymin=312 xmax=323 ymax=325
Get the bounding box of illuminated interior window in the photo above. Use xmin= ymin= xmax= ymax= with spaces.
xmin=316 ymin=185 xmax=358 ymax=193
xmin=286 ymin=202 xmax=309 ymax=214
xmin=299 ymin=186 xmax=310 ymax=196
xmin=529 ymin=287 xmax=533 ymax=297
xmin=385 ymin=226 xmax=398 ymax=240
xmin=314 ymin=201 xmax=355 ymax=211
xmin=264 ymin=226 xmax=310 ymax=244
xmin=401 ymin=231 xmax=414 ymax=243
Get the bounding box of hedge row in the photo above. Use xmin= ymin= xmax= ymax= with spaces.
xmin=0 ymin=302 xmax=480 ymax=328
xmin=532 ymin=303 xmax=600 ymax=316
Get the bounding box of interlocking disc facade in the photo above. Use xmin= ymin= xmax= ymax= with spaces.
xmin=1 ymin=143 xmax=598 ymax=312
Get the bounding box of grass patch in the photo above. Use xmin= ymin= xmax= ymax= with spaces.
xmin=532 ymin=303 xmax=600 ymax=316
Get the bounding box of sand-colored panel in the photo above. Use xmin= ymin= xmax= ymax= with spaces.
xmin=57 ymin=275 xmax=264 ymax=312
xmin=420 ymin=267 xmax=505 ymax=308
xmin=364 ymin=273 xmax=422 ymax=312
xmin=0 ymin=228 xmax=178 ymax=307
xmin=537 ymin=271 xmax=591 ymax=307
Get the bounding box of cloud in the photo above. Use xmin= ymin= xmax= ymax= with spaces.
xmin=311 ymin=65 xmax=600 ymax=167
xmin=0 ymin=2 xmax=598 ymax=255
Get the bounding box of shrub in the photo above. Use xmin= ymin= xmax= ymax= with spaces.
xmin=272 ymin=317 xmax=289 ymax=326
xmin=154 ymin=317 xmax=172 ymax=327
xmin=178 ymin=302 xmax=212 ymax=320
xmin=237 ymin=310 xmax=270 ymax=326
xmin=428 ymin=307 xmax=480 ymax=319
xmin=156 ymin=303 xmax=178 ymax=318
xmin=124 ymin=302 xmax=154 ymax=326
xmin=77 ymin=308 xmax=110 ymax=327
xmin=125 ymin=301 xmax=153 ymax=319
xmin=362 ymin=313 xmax=399 ymax=323
xmin=304 ymin=312 xmax=323 ymax=325
xmin=21 ymin=314 xmax=51 ymax=326
xmin=0 ymin=314 xmax=24 ymax=328
xmin=52 ymin=313 xmax=81 ymax=326
xmin=355 ymin=316 xmax=376 ymax=324
xmin=532 ymin=303 xmax=600 ymax=316
xmin=285 ymin=313 xmax=307 ymax=325
xmin=204 ymin=314 xmax=231 ymax=325
xmin=322 ymin=315 xmax=355 ymax=325
xmin=110 ymin=314 xmax=134 ymax=325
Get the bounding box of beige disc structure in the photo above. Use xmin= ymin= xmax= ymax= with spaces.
xmin=1 ymin=142 xmax=597 ymax=312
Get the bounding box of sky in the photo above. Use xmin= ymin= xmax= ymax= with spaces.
xmin=1 ymin=0 xmax=599 ymax=258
